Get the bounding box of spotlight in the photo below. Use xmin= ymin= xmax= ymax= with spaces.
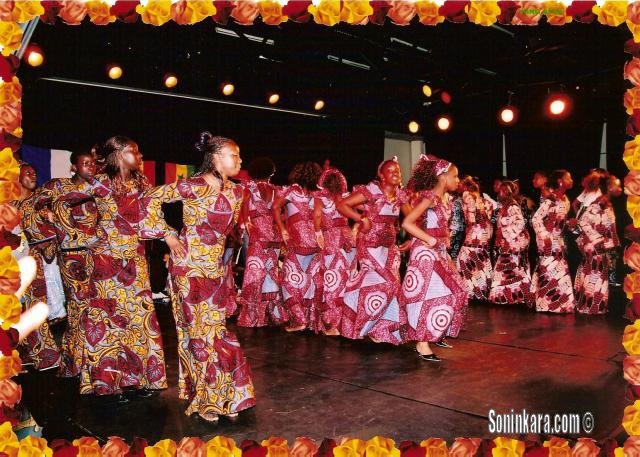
xmin=222 ymin=83 xmax=235 ymax=96
xmin=408 ymin=121 xmax=420 ymax=133
xmin=546 ymin=94 xmax=572 ymax=118
xmin=441 ymin=91 xmax=451 ymax=104
xmin=436 ymin=115 xmax=452 ymax=132
xmin=108 ymin=65 xmax=122 ymax=80
xmin=314 ymin=100 xmax=325 ymax=111
xmin=498 ymin=106 xmax=518 ymax=126
xmin=26 ymin=48 xmax=44 ymax=67
xmin=164 ymin=74 xmax=178 ymax=88
xmin=268 ymin=93 xmax=280 ymax=104
xmin=422 ymin=85 xmax=432 ymax=97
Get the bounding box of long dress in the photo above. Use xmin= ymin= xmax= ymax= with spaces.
xmin=12 ymin=193 xmax=62 ymax=371
xmin=400 ymin=191 xmax=468 ymax=343
xmin=71 ymin=175 xmax=167 ymax=395
xmin=456 ymin=191 xmax=493 ymax=301
xmin=531 ymin=196 xmax=576 ymax=313
xmin=313 ymin=190 xmax=356 ymax=331
xmin=39 ymin=178 xmax=103 ymax=377
xmin=141 ymin=176 xmax=255 ymax=417
xmin=278 ymin=184 xmax=323 ymax=331
xmin=448 ymin=194 xmax=465 ymax=261
xmin=488 ymin=202 xmax=533 ymax=305
xmin=574 ymin=194 xmax=619 ymax=314
xmin=340 ymin=182 xmax=404 ymax=344
xmin=238 ymin=180 xmax=286 ymax=327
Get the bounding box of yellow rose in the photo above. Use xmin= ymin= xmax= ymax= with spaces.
xmin=0 ymin=22 xmax=22 ymax=57
xmin=416 ymin=1 xmax=444 ymax=25
xmin=73 ymin=437 xmax=102 ymax=457
xmin=629 ymin=195 xmax=640 ymax=228
xmin=0 ymin=180 xmax=20 ymax=204
xmin=0 ymin=246 xmax=19 ymax=280
xmin=628 ymin=20 xmax=640 ymax=43
xmin=465 ymin=1 xmax=500 ymax=26
xmin=102 ymin=437 xmax=131 ymax=457
xmin=364 ymin=437 xmax=399 ymax=457
xmin=0 ymin=147 xmax=19 ymax=182
xmin=11 ymin=1 xmax=44 ymax=23
xmin=177 ymin=437 xmax=204 ymax=457
xmin=171 ymin=1 xmax=215 ymax=25
xmin=626 ymin=136 xmax=640 ymax=170
xmin=623 ymin=319 xmax=640 ymax=354
xmin=259 ymin=0 xmax=287 ymax=25
xmin=570 ymin=438 xmax=600 ymax=457
xmin=0 ymin=295 xmax=21 ymax=330
xmin=145 ymin=439 xmax=177 ymax=457
xmin=623 ymin=400 xmax=640 ymax=435
xmin=492 ymin=437 xmax=524 ymax=457
xmin=308 ymin=0 xmax=341 ymax=26
xmin=419 ymin=438 xmax=447 ymax=457
xmin=340 ymin=1 xmax=373 ymax=25
xmin=449 ymin=438 xmax=481 ymax=457
xmin=0 ymin=421 xmax=19 ymax=457
xmin=290 ymin=438 xmax=318 ymax=457
xmin=86 ymin=1 xmax=116 ymax=25
xmin=543 ymin=1 xmax=571 ymax=25
xmin=593 ymin=1 xmax=627 ymax=26
xmin=12 ymin=127 xmax=21 ymax=139
xmin=18 ymin=436 xmax=52 ymax=457
xmin=334 ymin=439 xmax=366 ymax=457
xmin=543 ymin=437 xmax=570 ymax=457
xmin=136 ymin=0 xmax=173 ymax=26
xmin=205 ymin=436 xmax=241 ymax=457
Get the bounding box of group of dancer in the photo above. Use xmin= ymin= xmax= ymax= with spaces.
xmin=9 ymin=132 xmax=621 ymax=424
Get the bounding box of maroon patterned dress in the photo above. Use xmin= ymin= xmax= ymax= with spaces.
xmin=400 ymin=191 xmax=468 ymax=343
xmin=531 ymin=196 xmax=576 ymax=313
xmin=279 ymin=185 xmax=323 ymax=331
xmin=574 ymin=195 xmax=619 ymax=314
xmin=238 ymin=180 xmax=286 ymax=327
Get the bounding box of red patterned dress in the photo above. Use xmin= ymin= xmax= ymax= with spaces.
xmin=278 ymin=184 xmax=323 ymax=331
xmin=456 ymin=191 xmax=493 ymax=301
xmin=531 ymin=196 xmax=576 ymax=313
xmin=313 ymin=190 xmax=356 ymax=331
xmin=400 ymin=191 xmax=468 ymax=343
xmin=238 ymin=180 xmax=285 ymax=327
xmin=574 ymin=194 xmax=619 ymax=314
xmin=340 ymin=182 xmax=404 ymax=344
xmin=141 ymin=177 xmax=255 ymax=418
xmin=72 ymin=175 xmax=167 ymax=395
xmin=489 ymin=202 xmax=533 ymax=305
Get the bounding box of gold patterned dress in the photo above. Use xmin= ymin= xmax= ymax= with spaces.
xmin=140 ymin=176 xmax=256 ymax=418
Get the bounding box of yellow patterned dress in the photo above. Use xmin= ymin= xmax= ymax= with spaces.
xmin=140 ymin=176 xmax=256 ymax=418
xmin=68 ymin=174 xmax=167 ymax=395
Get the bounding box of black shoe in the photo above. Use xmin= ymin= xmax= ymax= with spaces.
xmin=417 ymin=353 xmax=441 ymax=362
xmin=127 ymin=389 xmax=157 ymax=399
xmin=435 ymin=339 xmax=453 ymax=349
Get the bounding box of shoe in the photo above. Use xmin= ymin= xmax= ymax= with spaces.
xmin=435 ymin=339 xmax=453 ymax=349
xmin=134 ymin=389 xmax=157 ymax=399
xmin=224 ymin=413 xmax=239 ymax=422
xmin=198 ymin=412 xmax=219 ymax=424
xmin=285 ymin=325 xmax=305 ymax=332
xmin=417 ymin=353 xmax=441 ymax=362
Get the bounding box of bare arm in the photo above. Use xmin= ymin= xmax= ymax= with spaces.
xmin=401 ymin=197 xmax=437 ymax=247
xmin=337 ymin=191 xmax=371 ymax=233
xmin=314 ymin=197 xmax=325 ymax=250
xmin=272 ymin=194 xmax=289 ymax=243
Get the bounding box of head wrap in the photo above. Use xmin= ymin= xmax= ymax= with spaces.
xmin=317 ymin=167 xmax=348 ymax=194
xmin=377 ymin=156 xmax=398 ymax=176
xmin=420 ymin=153 xmax=452 ymax=176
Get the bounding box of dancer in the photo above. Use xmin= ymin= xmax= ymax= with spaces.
xmin=456 ymin=176 xmax=494 ymax=301
xmin=141 ymin=132 xmax=255 ymax=422
xmin=448 ymin=186 xmax=465 ymax=261
xmin=488 ymin=180 xmax=532 ymax=305
xmin=336 ymin=157 xmax=410 ymax=344
xmin=313 ymin=168 xmax=356 ymax=336
xmin=531 ymin=170 xmax=576 ymax=313
xmin=272 ymin=161 xmax=324 ymax=332
xmin=238 ymin=157 xmax=286 ymax=327
xmin=399 ymin=154 xmax=468 ymax=362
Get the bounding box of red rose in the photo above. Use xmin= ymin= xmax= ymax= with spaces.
xmin=282 ymin=1 xmax=312 ymax=22
xmin=213 ymin=0 xmax=234 ymax=24
xmin=497 ymin=1 xmax=518 ymax=24
xmin=40 ymin=1 xmax=63 ymax=24
xmin=629 ymin=110 xmax=640 ymax=137
xmin=399 ymin=441 xmax=425 ymax=457
xmin=369 ymin=0 xmax=391 ymax=24
xmin=0 ymin=327 xmax=18 ymax=355
xmin=566 ymin=0 xmax=596 ymax=23
xmin=128 ymin=437 xmax=149 ymax=457
xmin=110 ymin=1 xmax=140 ymax=23
xmin=0 ymin=55 xmax=19 ymax=82
xmin=317 ymin=439 xmax=337 ymax=457
xmin=523 ymin=442 xmax=548 ymax=457
xmin=50 ymin=439 xmax=79 ymax=457
xmin=627 ymin=384 xmax=640 ymax=401
xmin=241 ymin=441 xmax=268 ymax=457
xmin=439 ymin=0 xmax=469 ymax=22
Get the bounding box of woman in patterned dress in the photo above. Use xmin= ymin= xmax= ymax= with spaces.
xmin=399 ymin=154 xmax=468 ymax=362
xmin=336 ymin=157 xmax=411 ymax=344
xmin=141 ymin=132 xmax=255 ymax=423
xmin=573 ymin=170 xmax=620 ymax=314
xmin=313 ymin=168 xmax=356 ymax=336
xmin=531 ymin=170 xmax=576 ymax=313
xmin=68 ymin=136 xmax=167 ymax=399
xmin=238 ymin=157 xmax=286 ymax=327
xmin=272 ymin=161 xmax=324 ymax=332
xmin=488 ymin=180 xmax=533 ymax=305
xmin=456 ymin=176 xmax=494 ymax=301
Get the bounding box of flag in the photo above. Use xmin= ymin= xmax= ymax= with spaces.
xmin=19 ymin=144 xmax=72 ymax=187
xmin=165 ymin=163 xmax=196 ymax=183
xmin=143 ymin=160 xmax=156 ymax=186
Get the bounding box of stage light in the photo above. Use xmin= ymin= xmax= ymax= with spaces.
xmin=546 ymin=94 xmax=572 ymax=118
xmin=268 ymin=93 xmax=280 ymax=104
xmin=422 ymin=85 xmax=432 ymax=97
xmin=26 ymin=49 xmax=44 ymax=67
xmin=164 ymin=74 xmax=178 ymax=88
xmin=498 ymin=105 xmax=518 ymax=126
xmin=108 ymin=65 xmax=122 ymax=80
xmin=441 ymin=91 xmax=451 ymax=104
xmin=222 ymin=83 xmax=235 ymax=96
xmin=408 ymin=121 xmax=420 ymax=133
xmin=436 ymin=116 xmax=452 ymax=132
xmin=314 ymin=100 xmax=325 ymax=111
xmin=550 ymin=99 xmax=565 ymax=115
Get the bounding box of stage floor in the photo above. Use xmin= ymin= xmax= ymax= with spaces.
xmin=19 ymin=298 xmax=628 ymax=445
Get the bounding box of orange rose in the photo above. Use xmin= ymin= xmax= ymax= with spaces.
xmin=74 ymin=437 xmax=102 ymax=457
xmin=0 ymin=350 xmax=21 ymax=380
xmin=136 ymin=0 xmax=172 ymax=26
xmin=624 ymin=319 xmax=640 ymax=354
xmin=420 ymin=438 xmax=448 ymax=457
xmin=340 ymin=1 xmax=373 ymax=24
xmin=466 ymin=1 xmax=500 ymax=26
xmin=629 ymin=2 xmax=640 ymax=42
xmin=593 ymin=1 xmax=627 ymax=26
xmin=512 ymin=1 xmax=542 ymax=25
xmin=307 ymin=0 xmax=341 ymax=26
xmin=12 ymin=1 xmax=45 ymax=23
xmin=0 ymin=181 xmax=20 ymax=204
xmin=543 ymin=1 xmax=571 ymax=25
xmin=625 ymin=243 xmax=640 ymax=271
xmin=0 ymin=78 xmax=22 ymax=105
xmin=171 ymin=1 xmax=215 ymax=25
xmin=543 ymin=437 xmax=570 ymax=457
xmin=86 ymin=1 xmax=117 ymax=25
xmin=0 ymin=379 xmax=21 ymax=408
xmin=0 ymin=147 xmax=20 ymax=182
xmin=102 ymin=437 xmax=130 ymax=457
xmin=623 ymin=400 xmax=640 ymax=435
xmin=449 ymin=438 xmax=481 ymax=457
xmin=387 ymin=0 xmax=417 ymax=25
xmin=416 ymin=1 xmax=444 ymax=25
xmin=0 ymin=22 xmax=22 ymax=57
xmin=177 ymin=437 xmax=204 ymax=457
xmin=290 ymin=438 xmax=318 ymax=457
xmin=625 ymin=88 xmax=640 ymax=115
xmin=0 ymin=2 xmax=13 ymax=21
xmin=570 ymin=438 xmax=599 ymax=457
xmin=626 ymin=58 xmax=640 ymax=86
xmin=58 ymin=0 xmax=88 ymax=25
xmin=625 ymin=355 xmax=640 ymax=385
xmin=261 ymin=437 xmax=289 ymax=457
xmin=259 ymin=1 xmax=288 ymax=25
xmin=0 ymin=102 xmax=21 ymax=133
xmin=230 ymin=0 xmax=260 ymax=25
xmin=0 ymin=295 xmax=21 ymax=330
xmin=623 ymin=436 xmax=640 ymax=456
xmin=0 ymin=204 xmax=19 ymax=232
